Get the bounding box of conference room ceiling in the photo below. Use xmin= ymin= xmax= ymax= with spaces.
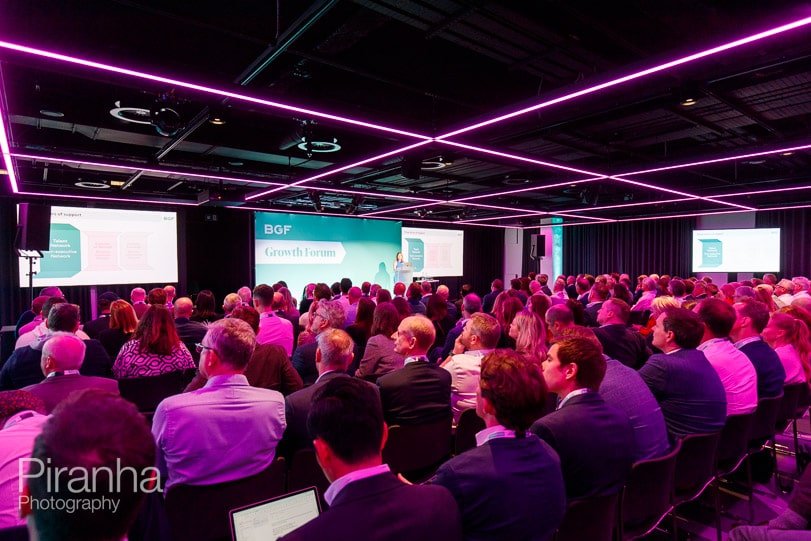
xmin=1 ymin=0 xmax=810 ymax=228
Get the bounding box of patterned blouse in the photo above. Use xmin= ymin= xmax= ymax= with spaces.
xmin=113 ymin=340 xmax=195 ymax=379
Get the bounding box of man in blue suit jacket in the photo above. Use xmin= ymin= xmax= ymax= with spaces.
xmin=280 ymin=378 xmax=462 ymax=541
xmin=531 ymin=336 xmax=635 ymax=500
xmin=431 ymin=349 xmax=565 ymax=541
xmin=638 ymin=307 xmax=727 ymax=439
xmin=731 ymin=299 xmax=786 ymax=398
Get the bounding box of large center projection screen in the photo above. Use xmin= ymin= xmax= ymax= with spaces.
xmin=691 ymin=228 xmax=780 ymax=273
xmin=254 ymin=212 xmax=402 ymax=300
xmin=18 ymin=206 xmax=178 ymax=287
xmin=402 ymin=227 xmax=464 ymax=278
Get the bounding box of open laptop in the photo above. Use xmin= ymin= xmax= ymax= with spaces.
xmin=230 ymin=487 xmax=321 ymax=541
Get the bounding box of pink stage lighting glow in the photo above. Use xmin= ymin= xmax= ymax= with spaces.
xmin=0 ymin=41 xmax=433 ymax=142
xmin=436 ymin=17 xmax=811 ymax=139
xmin=245 ymin=140 xmax=433 ymax=200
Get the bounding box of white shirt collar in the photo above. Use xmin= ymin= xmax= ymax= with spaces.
xmin=46 ymin=369 xmax=80 ymax=379
xmin=734 ymin=336 xmax=762 ymax=349
xmin=475 ymin=424 xmax=516 ymax=447
xmin=324 ymin=464 xmax=391 ymax=506
xmin=557 ymin=388 xmax=590 ymax=410
xmin=315 ymin=369 xmax=340 ymax=383
xmin=697 ymin=337 xmax=730 ymax=351
xmin=664 ymin=348 xmax=683 ymax=355
xmin=404 ymin=355 xmax=429 ymax=365
xmin=3 ymin=410 xmax=44 ymax=430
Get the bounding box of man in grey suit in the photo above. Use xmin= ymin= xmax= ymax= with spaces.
xmin=281 ymin=328 xmax=363 ymax=459
xmin=23 ymin=332 xmax=118 ymax=413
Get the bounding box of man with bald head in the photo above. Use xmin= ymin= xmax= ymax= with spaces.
xmin=22 ymin=333 xmax=119 ymax=413
xmin=377 ymin=315 xmax=451 ymax=425
xmin=174 ymin=297 xmax=208 ymax=362
xmin=130 ymin=287 xmax=149 ymax=318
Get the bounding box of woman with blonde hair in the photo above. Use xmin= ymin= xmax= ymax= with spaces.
xmin=508 ymin=309 xmax=548 ymax=362
xmin=639 ymin=296 xmax=680 ymax=337
xmin=762 ymin=312 xmax=811 ymax=384
xmin=754 ymin=284 xmax=778 ymax=313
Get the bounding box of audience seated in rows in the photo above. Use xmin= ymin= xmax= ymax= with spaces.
xmin=253 ymin=284 xmax=294 ymax=356
xmin=153 ymin=318 xmax=286 ymax=489
xmin=98 ymin=300 xmax=138 ymax=360
xmin=2 ymin=303 xmax=112 ymax=390
xmin=16 ymin=296 xmax=90 ymax=350
xmin=293 ymin=299 xmax=346 ymax=386
xmin=594 ymin=298 xmax=651 ymax=369
xmin=355 ymin=302 xmax=405 ymax=380
xmin=731 ymin=299 xmax=786 ymax=398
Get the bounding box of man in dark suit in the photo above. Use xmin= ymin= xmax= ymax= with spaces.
xmin=291 ymin=300 xmax=346 ymax=386
xmin=0 ymin=303 xmax=113 ymax=390
xmin=638 ymin=307 xmax=727 ymax=439
xmin=82 ymin=291 xmax=119 ymax=339
xmin=174 ymin=297 xmax=208 ymax=363
xmin=431 ymin=350 xmax=565 ymax=541
xmin=279 ymin=377 xmax=462 ymax=541
xmin=531 ymin=336 xmax=635 ymax=500
xmin=281 ymin=328 xmax=361 ymax=459
xmin=377 ymin=315 xmax=451 ymax=426
xmin=22 ymin=333 xmax=119 ymax=412
xmin=481 ymin=279 xmax=503 ymax=315
xmin=594 ymin=298 xmax=651 ymax=368
xmin=583 ymin=283 xmax=609 ymax=327
xmin=731 ymin=299 xmax=786 ymax=398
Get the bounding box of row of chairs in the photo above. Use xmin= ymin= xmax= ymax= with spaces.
xmin=554 ymin=382 xmax=810 ymax=541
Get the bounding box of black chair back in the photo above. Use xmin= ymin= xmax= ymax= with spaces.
xmin=118 ymin=369 xmax=196 ymax=414
xmin=749 ymin=394 xmax=783 ymax=447
xmin=620 ymin=440 xmax=681 ymax=540
xmin=383 ymin=417 xmax=452 ymax=481
xmin=0 ymin=526 xmax=28 ymax=541
xmin=165 ymin=458 xmax=286 ymax=541
xmin=778 ymin=384 xmax=804 ymax=431
xmin=673 ymin=431 xmax=721 ymax=505
xmin=716 ymin=412 xmax=755 ymax=475
xmin=454 ymin=408 xmax=485 ymax=455
xmin=287 ymin=448 xmax=329 ymax=507
xmin=555 ymin=493 xmax=618 ymax=541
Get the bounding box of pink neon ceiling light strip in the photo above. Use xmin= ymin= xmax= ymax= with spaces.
xmin=0 ymin=90 xmax=18 ymax=193
xmin=554 ymin=197 xmax=694 ymax=214
xmin=0 ymin=41 xmax=432 ymax=142
xmin=16 ymin=190 xmax=200 ymax=206
xmin=618 ymin=142 xmax=811 ymax=177
xmin=437 ymin=140 xmax=752 ymax=210
xmin=245 ymin=140 xmax=433 ymax=200
xmin=436 ymin=16 xmax=811 ymax=139
xmin=450 ymin=177 xmax=602 ymax=203
xmin=11 ymin=152 xmax=441 ymax=203
xmin=709 ymin=185 xmax=811 ymax=198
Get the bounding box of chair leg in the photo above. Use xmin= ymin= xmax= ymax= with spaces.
xmin=746 ymin=453 xmax=755 ymax=524
xmin=714 ymin=480 xmax=723 ymax=541
xmin=794 ymin=418 xmax=803 ymax=475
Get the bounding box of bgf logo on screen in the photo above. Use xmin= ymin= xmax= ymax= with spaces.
xmin=264 ymin=225 xmax=292 ymax=235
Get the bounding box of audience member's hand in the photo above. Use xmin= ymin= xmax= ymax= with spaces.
xmin=452 ymin=334 xmax=465 ymax=355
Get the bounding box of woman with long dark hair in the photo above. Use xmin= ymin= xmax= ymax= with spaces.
xmin=113 ymin=305 xmax=195 ymax=378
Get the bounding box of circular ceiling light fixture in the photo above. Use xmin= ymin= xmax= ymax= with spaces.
xmin=503 ymin=177 xmax=530 ymax=185
xmin=680 ymin=97 xmax=697 ymax=107
xmin=39 ymin=109 xmax=64 ymax=118
xmin=152 ymin=107 xmax=183 ymax=137
xmin=297 ymin=138 xmax=341 ymax=153
xmin=110 ymin=106 xmax=152 ymax=125
xmin=74 ymin=181 xmax=110 ymax=189
xmin=421 ymin=157 xmax=451 ymax=170
xmin=209 ymin=116 xmax=226 ymax=125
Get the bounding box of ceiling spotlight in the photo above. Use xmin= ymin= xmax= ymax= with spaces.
xmin=782 ymin=152 xmax=794 ymax=156
xmin=680 ymin=97 xmax=697 ymax=107
xmin=308 ymin=190 xmax=323 ymax=212
xmin=208 ymin=115 xmax=226 ymax=125
xmin=296 ymin=138 xmax=341 ymax=154
xmin=109 ymin=180 xmax=126 ymax=187
xmin=74 ymin=181 xmax=110 ymax=189
xmin=152 ymin=106 xmax=183 ymax=137
xmin=39 ymin=109 xmax=64 ymax=118
xmin=503 ymin=176 xmax=530 ymax=186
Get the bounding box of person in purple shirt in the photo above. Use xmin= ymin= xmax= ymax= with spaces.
xmin=253 ymin=284 xmax=294 ymax=356
xmin=152 ymin=318 xmax=286 ymax=490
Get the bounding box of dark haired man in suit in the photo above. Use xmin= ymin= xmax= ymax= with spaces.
xmin=280 ymin=377 xmax=462 ymax=541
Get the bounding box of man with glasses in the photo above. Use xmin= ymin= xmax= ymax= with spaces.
xmin=292 ymin=300 xmax=346 ymax=385
xmin=152 ymin=318 xmax=286 ymax=489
